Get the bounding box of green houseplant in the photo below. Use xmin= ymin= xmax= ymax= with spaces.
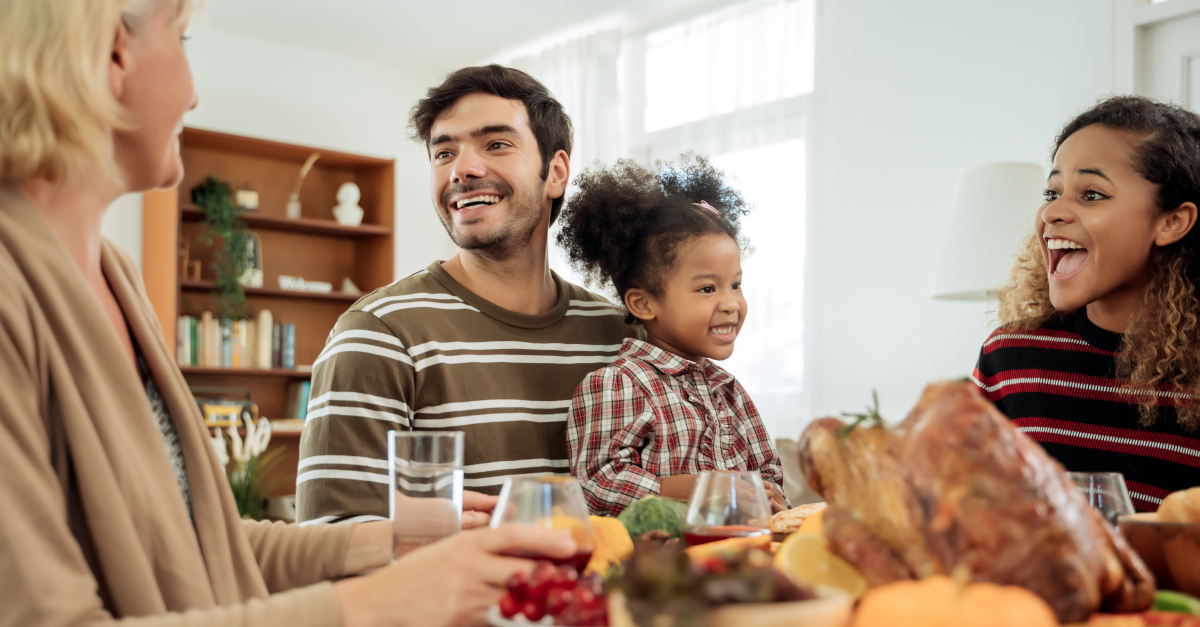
xmin=191 ymin=176 xmax=252 ymax=319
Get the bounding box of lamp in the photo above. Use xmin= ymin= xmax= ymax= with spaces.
xmin=930 ymin=162 xmax=1046 ymax=301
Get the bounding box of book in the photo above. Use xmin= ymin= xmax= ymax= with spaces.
xmin=231 ymin=320 xmax=243 ymax=369
xmin=221 ymin=318 xmax=232 ymax=368
xmin=176 ymin=316 xmax=190 ymax=367
xmin=190 ymin=317 xmax=198 ymax=366
xmin=298 ymin=381 xmax=311 ymax=420
xmin=285 ymin=381 xmax=304 ymax=419
xmin=256 ymin=310 xmax=273 ymax=369
xmin=246 ymin=319 xmax=256 ymax=370
xmin=200 ymin=312 xmax=214 ymax=367
xmin=272 ymin=323 xmax=282 ymax=369
xmin=283 ymin=323 xmax=295 ymax=370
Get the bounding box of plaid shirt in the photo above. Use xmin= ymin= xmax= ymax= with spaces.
xmin=567 ymin=338 xmax=787 ymax=517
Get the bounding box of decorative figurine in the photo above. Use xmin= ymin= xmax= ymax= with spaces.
xmin=238 ymin=232 xmax=264 ymax=288
xmin=235 ymin=185 xmax=259 ymax=211
xmin=333 ymin=182 xmax=365 ymax=227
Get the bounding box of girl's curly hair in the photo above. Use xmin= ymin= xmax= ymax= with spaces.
xmin=556 ymin=153 xmax=750 ymax=323
xmin=996 ymin=96 xmax=1200 ymax=431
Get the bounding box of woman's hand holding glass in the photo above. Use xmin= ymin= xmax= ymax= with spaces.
xmin=335 ymin=524 xmax=576 ymax=627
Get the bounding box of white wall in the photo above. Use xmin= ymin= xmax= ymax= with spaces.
xmin=103 ymin=25 xmax=458 ymax=278
xmin=808 ymin=0 xmax=1115 ymax=422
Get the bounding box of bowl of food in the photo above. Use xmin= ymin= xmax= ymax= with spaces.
xmin=1119 ymin=488 xmax=1200 ymax=595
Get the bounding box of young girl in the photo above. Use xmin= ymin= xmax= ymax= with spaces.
xmin=557 ymin=154 xmax=788 ymax=517
xmin=975 ymin=96 xmax=1200 ymax=511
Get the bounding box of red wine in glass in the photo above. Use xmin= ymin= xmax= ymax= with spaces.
xmin=546 ymin=550 xmax=594 ymax=572
xmin=684 ymin=525 xmax=770 ymax=546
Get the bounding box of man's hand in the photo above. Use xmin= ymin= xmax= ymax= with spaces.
xmin=463 ymin=490 xmax=498 ymax=530
xmin=334 ymin=524 xmax=576 ymax=627
xmin=766 ymin=483 xmax=788 ymax=513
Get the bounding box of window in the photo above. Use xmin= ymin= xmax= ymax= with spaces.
xmin=643 ymin=0 xmax=815 ymax=133
xmin=711 ymin=140 xmax=807 ymax=438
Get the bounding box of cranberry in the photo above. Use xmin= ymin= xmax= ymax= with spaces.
xmin=553 ymin=567 xmax=579 ymax=590
xmin=498 ymin=593 xmax=520 ymax=618
xmin=575 ymin=588 xmax=597 ymax=609
xmin=529 ymin=562 xmax=559 ymax=602
xmin=522 ymin=600 xmax=546 ymax=622
xmin=547 ymin=587 xmax=574 ymax=615
xmin=506 ymin=571 xmax=530 ymax=602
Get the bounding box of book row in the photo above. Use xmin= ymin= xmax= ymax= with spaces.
xmin=176 ymin=310 xmax=296 ymax=370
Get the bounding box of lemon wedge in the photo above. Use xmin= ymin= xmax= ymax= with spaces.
xmin=773 ymin=532 xmax=867 ymax=598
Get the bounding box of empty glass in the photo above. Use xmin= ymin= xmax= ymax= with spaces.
xmin=388 ymin=431 xmax=464 ymax=556
xmin=490 ymin=475 xmax=596 ymax=570
xmin=1069 ymin=471 xmax=1135 ymax=524
xmin=684 ymin=470 xmax=772 ymax=546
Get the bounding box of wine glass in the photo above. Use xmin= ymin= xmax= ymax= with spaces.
xmin=684 ymin=470 xmax=773 ymax=546
xmin=490 ymin=475 xmax=596 ymax=570
xmin=1069 ymin=472 xmax=1136 ymax=524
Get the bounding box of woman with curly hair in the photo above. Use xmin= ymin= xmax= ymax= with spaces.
xmin=975 ymin=96 xmax=1200 ymax=511
xmin=558 ymin=154 xmax=788 ymax=517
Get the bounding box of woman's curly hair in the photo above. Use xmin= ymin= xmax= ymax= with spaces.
xmin=556 ymin=153 xmax=750 ymax=323
xmin=996 ymin=96 xmax=1200 ymax=430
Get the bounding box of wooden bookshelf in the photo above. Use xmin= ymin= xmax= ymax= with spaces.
xmin=180 ymin=366 xmax=313 ymax=378
xmin=181 ymin=280 xmax=363 ymax=302
xmin=143 ymin=127 xmax=395 ymax=497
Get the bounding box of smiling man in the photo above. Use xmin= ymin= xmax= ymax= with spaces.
xmin=297 ymin=66 xmax=639 ymax=525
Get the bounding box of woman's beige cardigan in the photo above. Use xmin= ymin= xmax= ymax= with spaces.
xmin=0 ymin=180 xmax=353 ymax=626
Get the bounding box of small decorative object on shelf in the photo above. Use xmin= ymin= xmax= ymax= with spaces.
xmin=238 ymin=232 xmax=264 ymax=288
xmin=212 ymin=416 xmax=286 ymax=520
xmin=235 ymin=184 xmax=259 ymax=210
xmin=278 ymin=275 xmax=332 ymax=293
xmin=202 ymin=404 xmax=241 ymax=428
xmin=341 ymin=277 xmax=362 ymax=296
xmin=332 ymin=181 xmax=365 ymax=227
xmin=286 ymin=152 xmax=320 ymax=219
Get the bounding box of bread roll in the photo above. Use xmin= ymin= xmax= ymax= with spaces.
xmin=1158 ymin=487 xmax=1200 ymax=523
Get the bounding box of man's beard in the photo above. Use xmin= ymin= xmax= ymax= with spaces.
xmin=438 ymin=177 xmax=545 ymax=260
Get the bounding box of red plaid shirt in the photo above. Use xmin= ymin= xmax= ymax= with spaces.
xmin=567 ymin=338 xmax=787 ymax=517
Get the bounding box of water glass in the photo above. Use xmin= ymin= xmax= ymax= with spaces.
xmin=684 ymin=470 xmax=773 ymax=546
xmin=1069 ymin=471 xmax=1135 ymax=524
xmin=388 ymin=431 xmax=464 ymax=556
xmin=490 ymin=475 xmax=596 ymax=570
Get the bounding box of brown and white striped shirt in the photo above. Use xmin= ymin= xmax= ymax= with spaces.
xmin=296 ymin=262 xmax=639 ymax=524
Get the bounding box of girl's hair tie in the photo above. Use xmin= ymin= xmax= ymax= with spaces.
xmin=694 ymin=200 xmax=720 ymax=216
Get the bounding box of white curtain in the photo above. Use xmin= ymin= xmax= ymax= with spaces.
xmin=505 ymin=30 xmax=622 ymax=289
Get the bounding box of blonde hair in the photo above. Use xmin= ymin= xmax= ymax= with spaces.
xmin=0 ymin=0 xmax=195 ymax=183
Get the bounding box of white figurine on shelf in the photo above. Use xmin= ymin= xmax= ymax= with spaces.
xmin=333 ymin=182 xmax=364 ymax=227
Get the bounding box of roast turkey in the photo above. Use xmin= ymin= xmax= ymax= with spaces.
xmin=797 ymin=381 xmax=1154 ymax=623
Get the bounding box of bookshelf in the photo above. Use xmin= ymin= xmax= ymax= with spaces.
xmin=143 ymin=127 xmax=395 ymax=498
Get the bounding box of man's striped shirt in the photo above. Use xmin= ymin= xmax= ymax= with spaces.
xmin=973 ymin=310 xmax=1200 ymax=511
xmin=296 ymin=262 xmax=639 ymax=524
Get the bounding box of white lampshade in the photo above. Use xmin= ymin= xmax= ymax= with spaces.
xmin=930 ymin=162 xmax=1046 ymax=301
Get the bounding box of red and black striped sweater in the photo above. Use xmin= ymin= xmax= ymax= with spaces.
xmin=973 ymin=309 xmax=1200 ymax=511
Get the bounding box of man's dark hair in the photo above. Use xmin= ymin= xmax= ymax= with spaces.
xmin=410 ymin=64 xmax=573 ymax=223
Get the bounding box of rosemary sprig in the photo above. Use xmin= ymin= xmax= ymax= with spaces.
xmin=838 ymin=389 xmax=884 ymax=438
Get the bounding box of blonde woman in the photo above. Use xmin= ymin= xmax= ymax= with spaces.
xmin=0 ymin=1 xmax=573 ymax=626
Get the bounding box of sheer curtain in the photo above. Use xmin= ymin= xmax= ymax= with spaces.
xmin=501 ymin=0 xmax=816 ymax=437
xmin=505 ymin=30 xmax=622 ymax=289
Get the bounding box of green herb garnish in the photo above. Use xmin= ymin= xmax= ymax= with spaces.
xmin=838 ymin=389 xmax=884 ymax=438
